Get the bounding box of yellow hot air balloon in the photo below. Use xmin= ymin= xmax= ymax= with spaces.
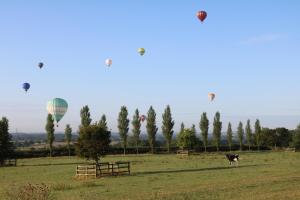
xmin=138 ymin=48 xmax=145 ymax=56
xmin=208 ymin=93 xmax=215 ymax=102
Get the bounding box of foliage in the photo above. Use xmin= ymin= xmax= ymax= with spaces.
xmin=254 ymin=119 xmax=262 ymax=150
xmin=237 ymin=121 xmax=244 ymax=151
xmin=275 ymin=127 xmax=291 ymax=147
xmin=98 ymin=114 xmax=108 ymax=131
xmin=64 ymin=124 xmax=72 ymax=157
xmin=118 ymin=106 xmax=130 ymax=155
xmin=76 ymin=123 xmax=111 ymax=165
xmin=80 ymin=105 xmax=92 ymax=127
xmin=245 ymin=120 xmax=252 ymax=150
xmin=0 ymin=117 xmax=14 ymax=165
xmin=226 ymin=122 xmax=233 ymax=151
xmin=293 ymin=124 xmax=300 ymax=150
xmin=146 ymin=106 xmax=158 ymax=153
xmin=199 ymin=112 xmax=209 ymax=152
xmin=176 ymin=128 xmax=198 ymax=150
xmin=131 ymin=109 xmax=141 ymax=154
xmin=161 ymin=105 xmax=175 ymax=153
xmin=212 ymin=112 xmax=222 ymax=151
xmin=45 ymin=114 xmax=55 ymax=157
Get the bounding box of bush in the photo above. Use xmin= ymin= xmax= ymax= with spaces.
xmin=6 ymin=183 xmax=52 ymax=200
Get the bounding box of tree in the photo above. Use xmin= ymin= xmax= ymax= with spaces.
xmin=176 ymin=128 xmax=197 ymax=150
xmin=275 ymin=128 xmax=290 ymax=148
xmin=213 ymin=112 xmax=222 ymax=151
xmin=237 ymin=122 xmax=244 ymax=151
xmin=80 ymin=105 xmax=92 ymax=127
xmin=98 ymin=115 xmax=108 ymax=131
xmin=131 ymin=109 xmax=141 ymax=154
xmin=245 ymin=120 xmax=252 ymax=150
xmin=0 ymin=117 xmax=14 ymax=165
xmin=261 ymin=128 xmax=276 ymax=147
xmin=293 ymin=124 xmax=300 ymax=151
xmin=162 ymin=105 xmax=175 ymax=153
xmin=118 ymin=106 xmax=129 ymax=155
xmin=227 ymin=122 xmax=233 ymax=151
xmin=45 ymin=114 xmax=55 ymax=157
xmin=254 ymin=119 xmax=262 ymax=151
xmin=76 ymin=123 xmax=111 ymax=165
xmin=180 ymin=122 xmax=185 ymax=133
xmin=199 ymin=112 xmax=209 ymax=152
xmin=64 ymin=124 xmax=72 ymax=157
xmin=146 ymin=106 xmax=158 ymax=153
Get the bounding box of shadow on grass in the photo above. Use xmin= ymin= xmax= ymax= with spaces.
xmin=134 ymin=164 xmax=269 ymax=176
xmin=18 ymin=162 xmax=89 ymax=167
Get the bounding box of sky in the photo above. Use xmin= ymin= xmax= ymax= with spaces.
xmin=0 ymin=0 xmax=300 ymax=133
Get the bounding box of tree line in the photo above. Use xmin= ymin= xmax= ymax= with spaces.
xmin=1 ymin=105 xmax=300 ymax=163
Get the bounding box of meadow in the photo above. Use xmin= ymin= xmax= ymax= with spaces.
xmin=0 ymin=152 xmax=300 ymax=200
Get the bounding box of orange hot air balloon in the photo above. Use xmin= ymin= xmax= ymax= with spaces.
xmin=197 ymin=11 xmax=207 ymax=22
xmin=208 ymin=93 xmax=215 ymax=102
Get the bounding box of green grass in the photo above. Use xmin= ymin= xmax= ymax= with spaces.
xmin=1 ymin=152 xmax=300 ymax=200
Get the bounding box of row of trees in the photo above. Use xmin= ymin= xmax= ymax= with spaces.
xmin=75 ymin=105 xmax=300 ymax=154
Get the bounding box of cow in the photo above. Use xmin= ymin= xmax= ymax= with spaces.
xmin=226 ymin=154 xmax=239 ymax=166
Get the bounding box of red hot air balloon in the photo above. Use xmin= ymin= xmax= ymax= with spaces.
xmin=139 ymin=115 xmax=146 ymax=122
xmin=196 ymin=11 xmax=207 ymax=22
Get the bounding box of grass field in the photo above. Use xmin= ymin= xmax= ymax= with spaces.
xmin=0 ymin=152 xmax=300 ymax=200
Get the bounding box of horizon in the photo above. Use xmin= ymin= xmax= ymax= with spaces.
xmin=1 ymin=1 xmax=300 ymax=132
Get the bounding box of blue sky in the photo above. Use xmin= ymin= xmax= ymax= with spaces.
xmin=0 ymin=1 xmax=300 ymax=133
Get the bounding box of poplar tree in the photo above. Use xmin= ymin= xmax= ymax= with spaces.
xmin=45 ymin=114 xmax=55 ymax=157
xmin=245 ymin=120 xmax=252 ymax=150
xmin=237 ymin=121 xmax=244 ymax=151
xmin=227 ymin=122 xmax=233 ymax=151
xmin=213 ymin=112 xmax=222 ymax=151
xmin=118 ymin=106 xmax=129 ymax=155
xmin=146 ymin=106 xmax=158 ymax=153
xmin=162 ymin=105 xmax=175 ymax=153
xmin=65 ymin=124 xmax=72 ymax=157
xmin=200 ymin=112 xmax=209 ymax=152
xmin=132 ymin=109 xmax=141 ymax=154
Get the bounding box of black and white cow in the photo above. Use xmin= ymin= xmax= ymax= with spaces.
xmin=226 ymin=154 xmax=239 ymax=166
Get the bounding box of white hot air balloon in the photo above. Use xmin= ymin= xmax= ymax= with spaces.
xmin=208 ymin=93 xmax=215 ymax=102
xmin=105 ymin=59 xmax=112 ymax=67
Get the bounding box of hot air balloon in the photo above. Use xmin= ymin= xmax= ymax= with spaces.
xmin=196 ymin=11 xmax=207 ymax=22
xmin=138 ymin=48 xmax=145 ymax=56
xmin=208 ymin=93 xmax=215 ymax=102
xmin=47 ymin=98 xmax=68 ymax=126
xmin=38 ymin=62 xmax=44 ymax=69
xmin=22 ymin=83 xmax=30 ymax=92
xmin=105 ymin=58 xmax=112 ymax=67
xmin=139 ymin=115 xmax=146 ymax=122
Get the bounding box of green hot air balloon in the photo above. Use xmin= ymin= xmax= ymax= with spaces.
xmin=47 ymin=98 xmax=68 ymax=126
xmin=138 ymin=48 xmax=145 ymax=56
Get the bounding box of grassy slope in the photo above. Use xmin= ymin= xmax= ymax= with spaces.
xmin=0 ymin=152 xmax=300 ymax=200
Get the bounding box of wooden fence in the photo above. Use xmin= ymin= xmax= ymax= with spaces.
xmin=0 ymin=159 xmax=17 ymax=167
xmin=76 ymin=162 xmax=130 ymax=179
xmin=76 ymin=164 xmax=97 ymax=179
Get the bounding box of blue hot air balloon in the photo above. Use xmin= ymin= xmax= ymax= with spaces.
xmin=22 ymin=83 xmax=30 ymax=92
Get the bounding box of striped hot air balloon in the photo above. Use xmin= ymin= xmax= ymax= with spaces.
xmin=208 ymin=93 xmax=215 ymax=102
xmin=47 ymin=98 xmax=68 ymax=126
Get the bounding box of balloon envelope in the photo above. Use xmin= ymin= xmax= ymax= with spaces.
xmin=105 ymin=59 xmax=112 ymax=67
xmin=208 ymin=93 xmax=215 ymax=101
xmin=138 ymin=48 xmax=145 ymax=56
xmin=47 ymin=98 xmax=68 ymax=123
xmin=139 ymin=115 xmax=146 ymax=122
xmin=22 ymin=83 xmax=30 ymax=92
xmin=197 ymin=11 xmax=207 ymax=22
xmin=38 ymin=62 xmax=44 ymax=69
